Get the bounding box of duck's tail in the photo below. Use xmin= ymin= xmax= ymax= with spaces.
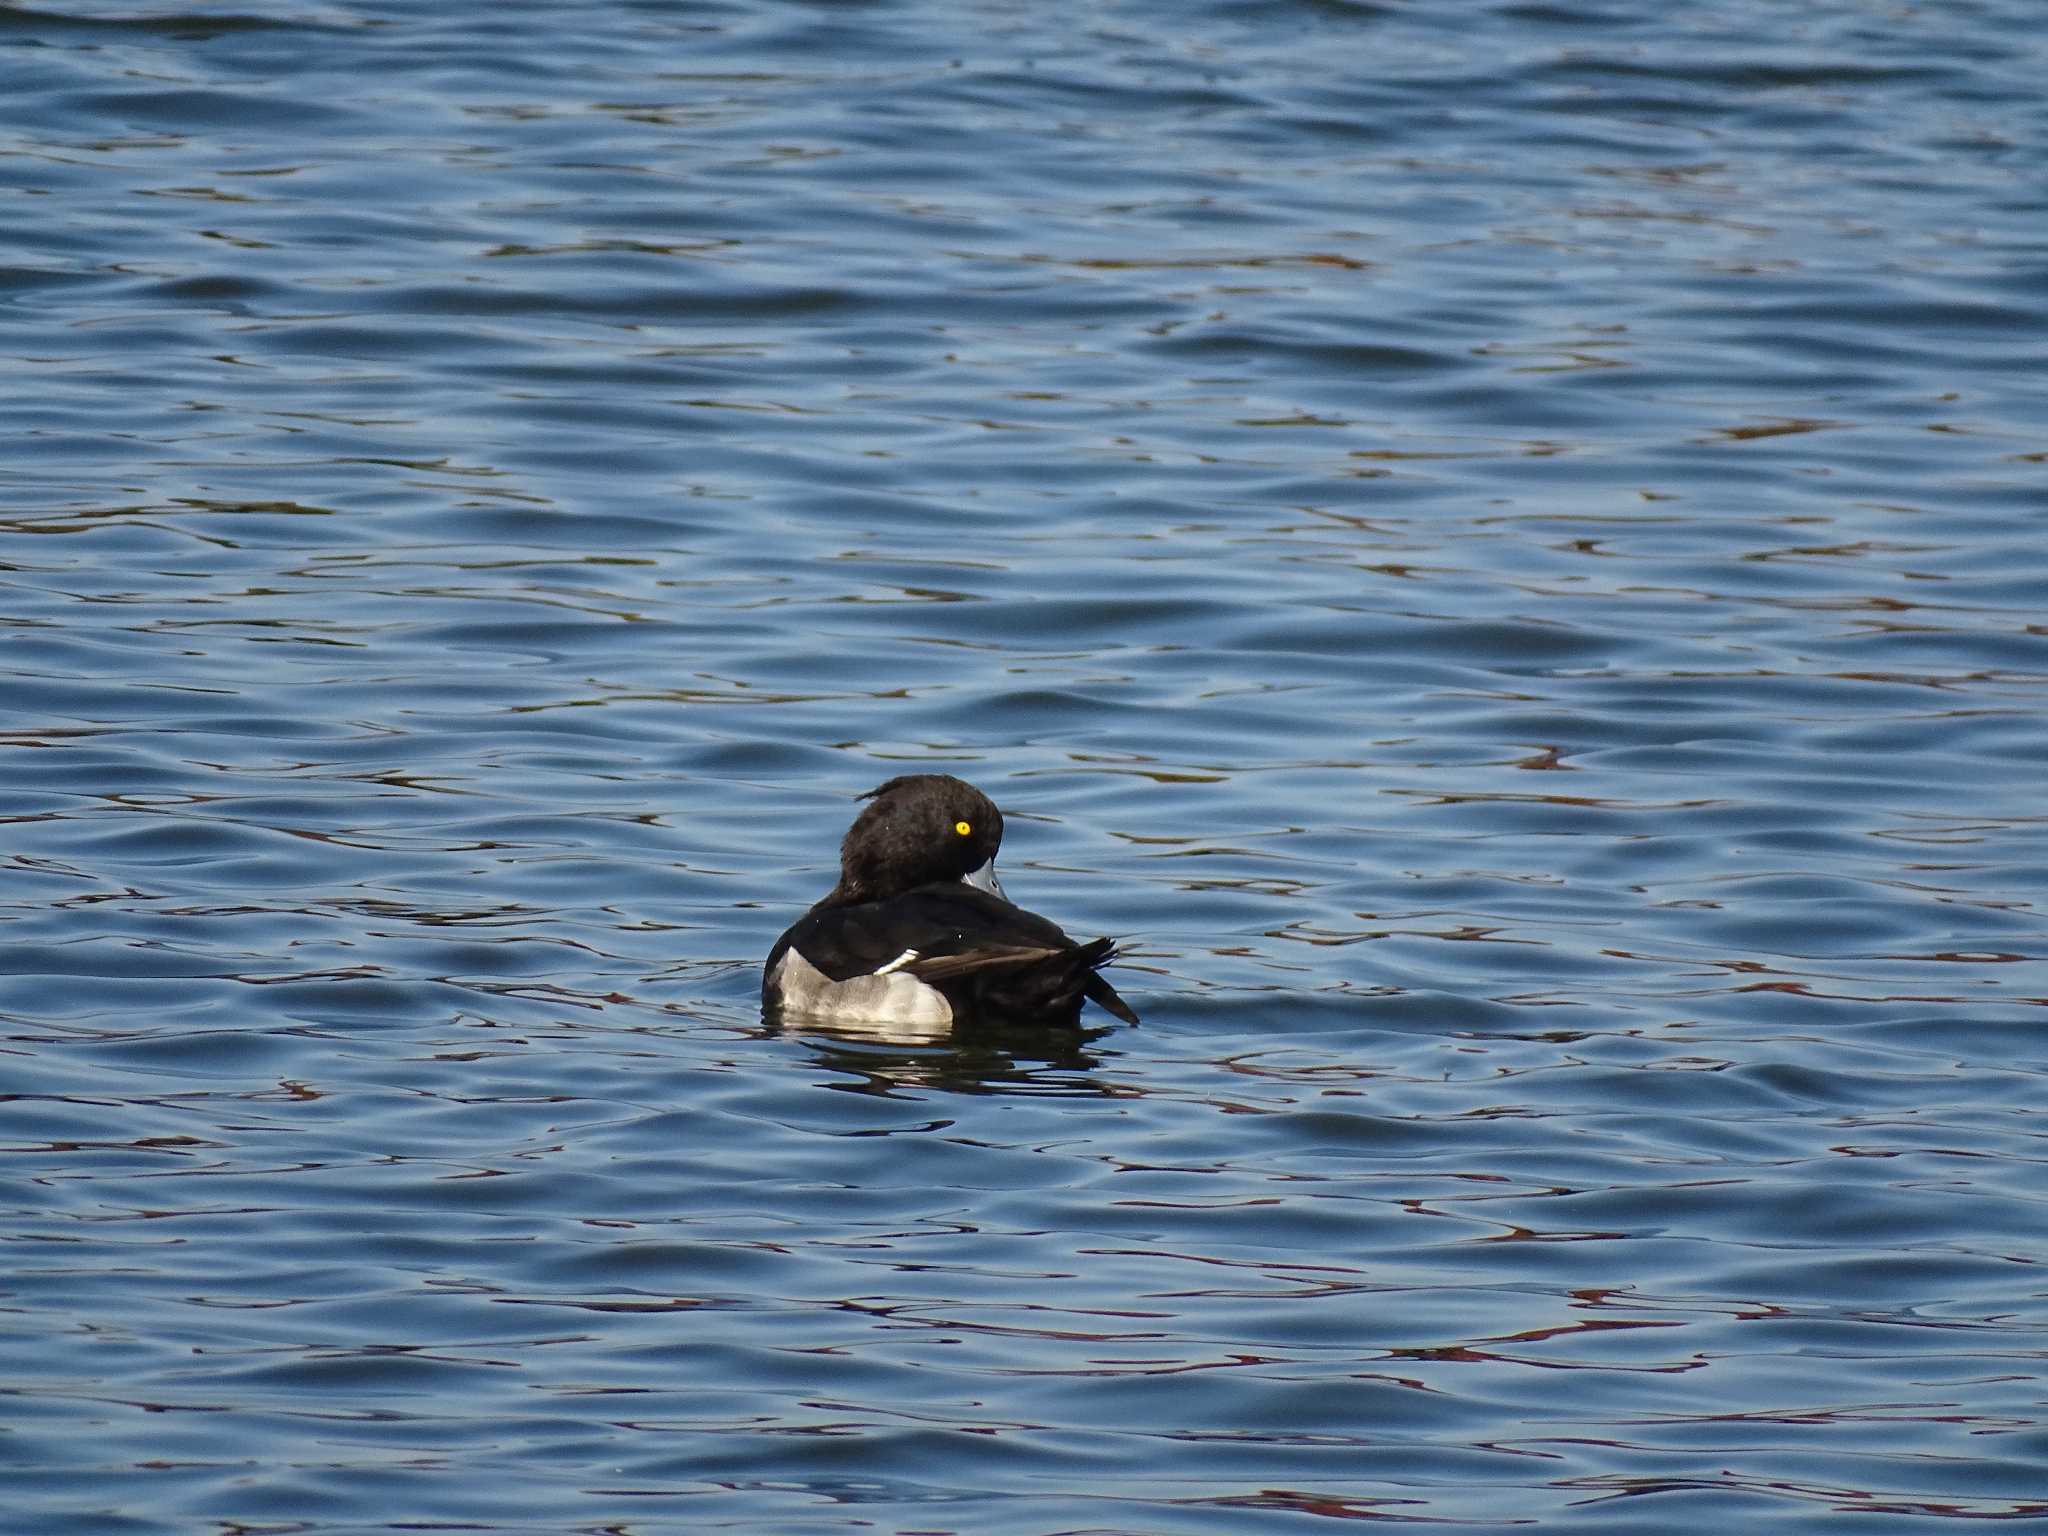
xmin=1075 ymin=938 xmax=1140 ymax=1025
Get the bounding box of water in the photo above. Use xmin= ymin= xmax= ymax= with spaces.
xmin=4 ymin=0 xmax=2046 ymax=1530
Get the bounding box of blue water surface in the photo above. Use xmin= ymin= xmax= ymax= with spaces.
xmin=3 ymin=0 xmax=2046 ymax=1531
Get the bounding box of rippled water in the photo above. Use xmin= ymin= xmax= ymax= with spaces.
xmin=5 ymin=1 xmax=2046 ymax=1530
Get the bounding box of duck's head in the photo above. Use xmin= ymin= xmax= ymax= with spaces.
xmin=829 ymin=773 xmax=1005 ymax=904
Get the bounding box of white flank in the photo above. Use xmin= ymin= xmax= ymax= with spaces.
xmin=768 ymin=949 xmax=953 ymax=1042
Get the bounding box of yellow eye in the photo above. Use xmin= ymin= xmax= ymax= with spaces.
xmin=954 ymin=820 xmax=972 ymax=836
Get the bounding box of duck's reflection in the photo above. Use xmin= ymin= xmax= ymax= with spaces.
xmin=764 ymin=1007 xmax=1121 ymax=1095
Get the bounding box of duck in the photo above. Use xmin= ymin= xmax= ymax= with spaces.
xmin=763 ymin=773 xmax=1139 ymax=1030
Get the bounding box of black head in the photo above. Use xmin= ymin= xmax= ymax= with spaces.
xmin=827 ymin=773 xmax=1005 ymax=905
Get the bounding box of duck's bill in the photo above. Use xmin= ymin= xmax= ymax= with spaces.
xmin=962 ymin=857 xmax=1005 ymax=899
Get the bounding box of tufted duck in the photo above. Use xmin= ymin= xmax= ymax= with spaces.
xmin=763 ymin=774 xmax=1139 ymax=1030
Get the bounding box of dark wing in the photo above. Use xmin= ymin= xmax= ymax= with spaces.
xmin=769 ymin=883 xmax=1066 ymax=982
xmin=901 ymin=945 xmax=1067 ymax=982
xmin=918 ymin=933 xmax=1140 ymax=1027
xmin=768 ymin=883 xmax=1139 ymax=1024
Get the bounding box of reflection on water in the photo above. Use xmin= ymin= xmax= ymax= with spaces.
xmin=6 ymin=0 xmax=2048 ymax=1530
xmin=779 ymin=1018 xmax=1119 ymax=1095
